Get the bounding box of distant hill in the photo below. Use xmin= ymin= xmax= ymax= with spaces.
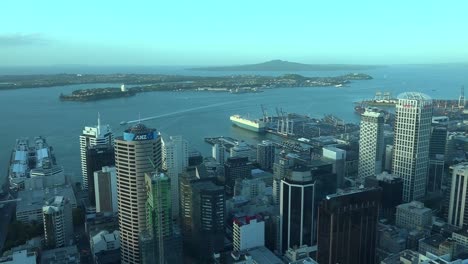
xmin=188 ymin=60 xmax=384 ymax=71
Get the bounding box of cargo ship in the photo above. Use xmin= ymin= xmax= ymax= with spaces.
xmin=230 ymin=115 xmax=267 ymax=133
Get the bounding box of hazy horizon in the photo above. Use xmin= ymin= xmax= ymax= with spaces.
xmin=2 ymin=1 xmax=468 ymax=66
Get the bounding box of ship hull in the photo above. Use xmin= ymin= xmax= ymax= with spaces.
xmin=231 ymin=120 xmax=266 ymax=133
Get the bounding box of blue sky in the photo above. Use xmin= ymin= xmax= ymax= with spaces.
xmin=1 ymin=0 xmax=468 ymax=66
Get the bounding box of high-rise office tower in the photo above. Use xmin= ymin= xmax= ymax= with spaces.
xmin=364 ymin=172 xmax=403 ymax=222
xmin=392 ymin=92 xmax=432 ymax=202
xmin=80 ymin=115 xmax=113 ymax=190
xmin=316 ymin=187 xmax=381 ymax=264
xmin=280 ymin=165 xmax=316 ymax=253
xmin=427 ymin=123 xmax=448 ymax=193
xmin=94 ymin=166 xmax=118 ymax=213
xmin=448 ymin=162 xmax=468 ymax=228
xmin=233 ymin=215 xmax=265 ymax=251
xmin=162 ymin=136 xmax=188 ymax=220
xmin=115 ymin=123 xmax=162 ymax=264
xmin=86 ymin=145 xmax=115 ymax=206
xmin=212 ymin=143 xmax=226 ymax=165
xmin=358 ymin=109 xmax=385 ymax=180
xmin=190 ymin=179 xmax=225 ymax=261
xmin=257 ymin=140 xmax=275 ymax=170
xmin=224 ymin=157 xmax=251 ymax=197
xmin=42 ymin=196 xmax=73 ymax=249
xmin=140 ymin=172 xmax=181 ymax=264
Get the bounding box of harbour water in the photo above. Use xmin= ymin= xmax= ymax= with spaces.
xmin=1 ymin=64 xmax=467 ymax=184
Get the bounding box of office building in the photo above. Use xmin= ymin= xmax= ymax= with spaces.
xmin=428 ymin=123 xmax=448 ymax=193
xmin=86 ymin=145 xmax=115 ymax=206
xmin=280 ymin=165 xmax=315 ymax=253
xmin=396 ymin=201 xmax=433 ymax=230
xmin=80 ymin=115 xmax=113 ymax=190
xmin=189 ymin=179 xmax=225 ymax=261
xmin=392 ymin=92 xmax=432 ymax=202
xmin=384 ymin=145 xmax=393 ymax=172
xmin=42 ymin=196 xmax=73 ymax=248
xmin=224 ymin=157 xmax=251 ymax=197
xmin=115 ymin=123 xmax=162 ymax=264
xmin=358 ymin=109 xmax=385 ymax=180
xmin=322 ymin=146 xmax=346 ymax=188
xmin=257 ymin=140 xmax=275 ymax=170
xmin=233 ymin=215 xmax=265 ymax=251
xmin=272 ymin=152 xmax=297 ymax=205
xmin=365 ymin=172 xmax=403 ymax=222
xmin=162 ymin=136 xmax=188 ymax=220
xmin=212 ymin=143 xmax=226 ymax=165
xmin=230 ymin=141 xmax=255 ymax=161
xmin=26 ymin=158 xmax=65 ymax=190
xmin=316 ymin=187 xmax=381 ymax=264
xmin=16 ymin=185 xmax=76 ymax=224
xmin=0 ymin=250 xmax=36 ymax=264
xmin=94 ymin=166 xmax=117 ymax=213
xmin=448 ymin=162 xmax=468 ymax=228
xmin=140 ymin=172 xmax=181 ymax=264
xmin=91 ymin=230 xmax=120 ymax=262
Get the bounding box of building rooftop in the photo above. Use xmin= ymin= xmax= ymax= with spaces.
xmin=420 ymin=234 xmax=446 ymax=248
xmin=238 ymin=246 xmax=283 ymax=264
xmin=398 ymin=92 xmax=432 ymax=101
xmin=41 ymin=245 xmax=79 ymax=264
xmin=17 ymin=185 xmax=76 ymax=213
xmin=397 ymin=201 xmax=432 ymax=214
xmin=0 ymin=250 xmax=36 ymax=264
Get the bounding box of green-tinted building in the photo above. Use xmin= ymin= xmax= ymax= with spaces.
xmin=140 ymin=172 xmax=182 ymax=264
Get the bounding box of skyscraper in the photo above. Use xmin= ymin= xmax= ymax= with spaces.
xmin=140 ymin=172 xmax=180 ymax=264
xmin=392 ymin=92 xmax=432 ymax=202
xmin=358 ymin=109 xmax=385 ymax=180
xmin=427 ymin=123 xmax=448 ymax=193
xmin=80 ymin=115 xmax=113 ymax=190
xmin=115 ymin=123 xmax=162 ymax=264
xmin=43 ymin=196 xmax=73 ymax=249
xmin=162 ymin=136 xmax=188 ymax=220
xmin=448 ymin=162 xmax=468 ymax=228
xmin=224 ymin=157 xmax=251 ymax=197
xmin=280 ymin=165 xmax=316 ymax=253
xmin=316 ymin=187 xmax=381 ymax=264
xmin=86 ymin=145 xmax=115 ymax=206
xmin=257 ymin=140 xmax=275 ymax=170
xmin=190 ymin=179 xmax=225 ymax=261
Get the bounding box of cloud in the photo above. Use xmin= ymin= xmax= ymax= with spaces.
xmin=0 ymin=33 xmax=49 ymax=46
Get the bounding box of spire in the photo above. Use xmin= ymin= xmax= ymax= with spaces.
xmin=97 ymin=112 xmax=101 ymax=136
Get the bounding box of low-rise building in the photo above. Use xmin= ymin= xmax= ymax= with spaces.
xmin=396 ymin=201 xmax=433 ymax=230
xmin=41 ymin=245 xmax=80 ymax=264
xmin=0 ymin=250 xmax=36 ymax=264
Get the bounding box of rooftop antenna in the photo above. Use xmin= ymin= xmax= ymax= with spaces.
xmin=459 ymin=86 xmax=465 ymax=109
xmin=138 ymin=112 xmax=141 ymax=124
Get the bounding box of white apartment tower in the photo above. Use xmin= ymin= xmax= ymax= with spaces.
xmin=80 ymin=114 xmax=113 ymax=190
xmin=162 ymin=136 xmax=188 ymax=220
xmin=115 ymin=124 xmax=162 ymax=264
xmin=392 ymin=92 xmax=432 ymax=202
xmin=448 ymin=162 xmax=468 ymax=228
xmin=358 ymin=109 xmax=385 ymax=180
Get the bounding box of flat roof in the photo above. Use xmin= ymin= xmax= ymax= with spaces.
xmin=244 ymin=246 xmax=283 ymax=264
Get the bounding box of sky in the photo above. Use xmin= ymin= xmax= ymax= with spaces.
xmin=1 ymin=0 xmax=468 ymax=66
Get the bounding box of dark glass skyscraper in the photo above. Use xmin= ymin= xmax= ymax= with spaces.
xmin=224 ymin=156 xmax=251 ymax=197
xmin=316 ymin=187 xmax=381 ymax=264
xmin=86 ymin=145 xmax=114 ymax=206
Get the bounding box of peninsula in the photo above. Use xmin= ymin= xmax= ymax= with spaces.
xmin=55 ymin=73 xmax=373 ymax=101
xmin=188 ymin=60 xmax=384 ymax=71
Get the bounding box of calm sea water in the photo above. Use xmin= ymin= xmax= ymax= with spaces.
xmin=0 ymin=64 xmax=467 ymax=184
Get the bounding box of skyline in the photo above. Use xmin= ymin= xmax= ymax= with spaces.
xmin=2 ymin=0 xmax=468 ymax=66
